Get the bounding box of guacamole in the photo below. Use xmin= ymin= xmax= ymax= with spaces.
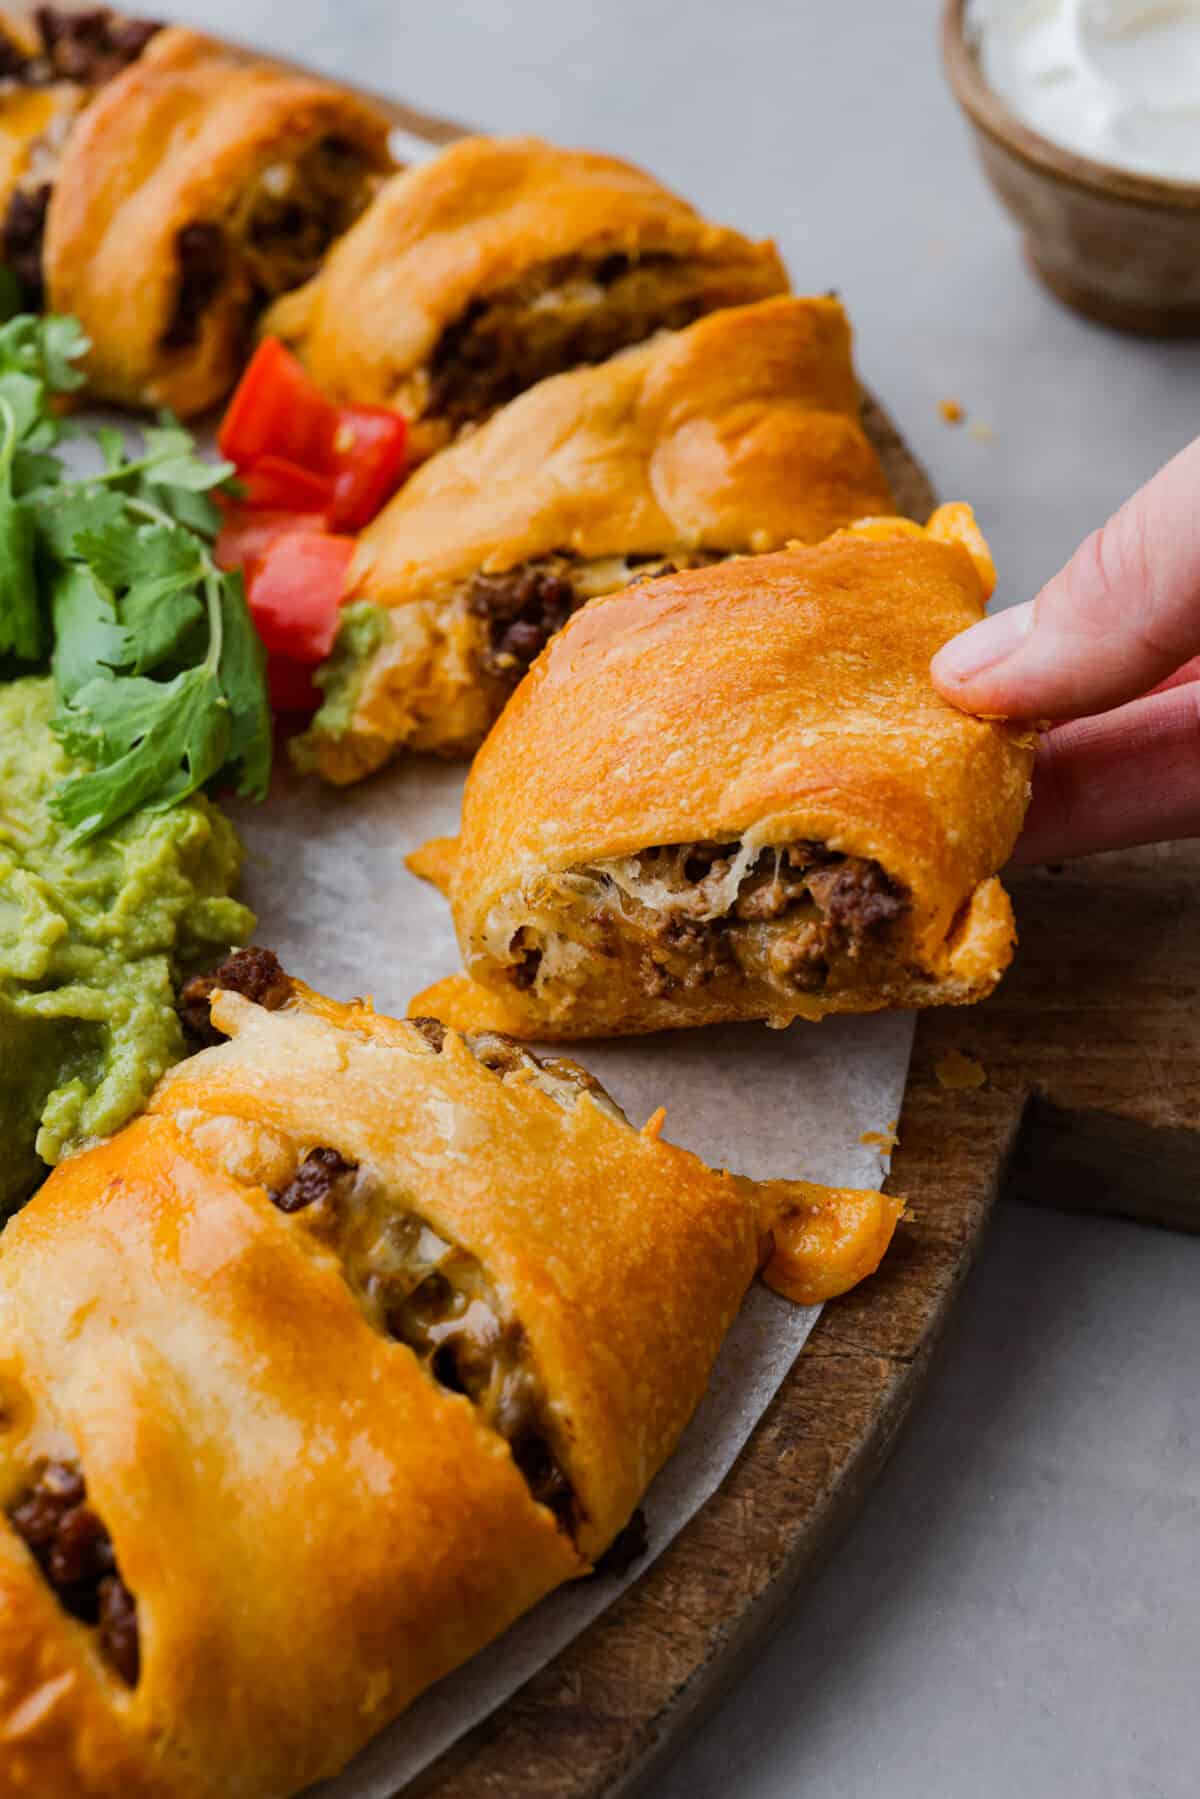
xmin=293 ymin=600 xmax=391 ymax=765
xmin=0 ymin=677 xmax=254 ymax=1209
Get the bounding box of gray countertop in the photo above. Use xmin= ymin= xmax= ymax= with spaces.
xmin=162 ymin=2 xmax=1200 ymax=1792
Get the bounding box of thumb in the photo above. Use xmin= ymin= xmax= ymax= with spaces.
xmin=931 ymin=436 xmax=1200 ymax=720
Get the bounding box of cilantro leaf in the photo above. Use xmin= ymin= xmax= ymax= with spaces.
xmin=131 ymin=480 xmax=224 ymax=538
xmin=0 ymin=370 xmax=49 ymax=443
xmin=95 ymin=426 xmax=127 ymax=473
xmin=12 ymin=449 xmax=64 ymax=497
xmin=0 ymin=313 xmax=88 ymax=393
xmin=214 ymin=571 xmax=271 ymax=801
xmin=0 ymin=311 xmax=272 ymax=836
xmin=51 ymin=670 xmax=166 ymax=764
xmin=0 ymin=380 xmax=41 ymax=664
xmin=32 ymin=486 xmax=128 ymax=562
xmin=69 ymin=516 xmax=209 ymax=673
xmin=121 ymin=574 xmax=205 ymax=673
xmin=0 ymin=492 xmax=40 ymax=663
xmin=140 ymin=418 xmax=235 ymax=493
xmin=50 ymin=665 xmax=232 ymax=838
xmin=40 ymin=316 xmax=90 ymax=393
xmin=73 ymin=518 xmax=204 ymax=592
xmin=50 ymin=565 xmax=131 ymax=699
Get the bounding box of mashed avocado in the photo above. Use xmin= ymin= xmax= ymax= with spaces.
xmin=293 ymin=600 xmax=391 ymax=765
xmin=0 ymin=677 xmax=254 ymax=1209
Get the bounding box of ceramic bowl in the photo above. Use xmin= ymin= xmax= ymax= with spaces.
xmin=942 ymin=0 xmax=1200 ymax=336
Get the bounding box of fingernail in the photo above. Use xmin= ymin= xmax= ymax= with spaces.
xmin=932 ymin=600 xmax=1034 ymax=688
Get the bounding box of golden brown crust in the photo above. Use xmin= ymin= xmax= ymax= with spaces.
xmin=438 ymin=508 xmax=1034 ymax=1037
xmin=301 ymin=296 xmax=896 ymax=779
xmin=409 ymin=970 xmax=530 ymax=1034
xmin=406 ymin=833 xmax=459 ymax=895
xmin=263 ymin=132 xmax=789 ymax=432
xmin=0 ymin=1108 xmax=579 ymax=1798
xmin=154 ymin=983 xmax=759 ymax=1559
xmin=43 ymin=27 xmax=394 ymax=415
xmin=354 ymin=294 xmax=889 ymax=589
xmin=0 ymin=979 xmax=790 ymax=1793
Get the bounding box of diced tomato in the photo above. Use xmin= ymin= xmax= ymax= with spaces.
xmin=244 ymin=530 xmax=357 ymax=664
xmin=218 ymin=338 xmax=410 ymax=542
xmin=218 ymin=338 xmax=339 ymax=471
xmin=267 ymin=656 xmax=322 ymax=714
xmin=217 ymin=346 xmax=405 ymax=707
xmin=327 ymin=406 xmax=409 ymax=530
xmin=214 ymin=505 xmax=331 ymax=573
xmin=240 ymin=454 xmax=336 ymax=513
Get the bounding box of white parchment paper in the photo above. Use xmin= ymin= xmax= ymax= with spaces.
xmin=227 ymin=758 xmax=914 ymax=1796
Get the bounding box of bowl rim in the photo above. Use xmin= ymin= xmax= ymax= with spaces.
xmin=942 ymin=0 xmax=1200 ymax=213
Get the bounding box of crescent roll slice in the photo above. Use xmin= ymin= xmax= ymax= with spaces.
xmin=263 ymin=133 xmax=789 ymax=458
xmin=413 ymin=507 xmax=1035 ymax=1039
xmin=0 ymin=951 xmax=899 ymax=1796
xmin=0 ymin=7 xmax=161 ymax=302
xmin=42 ymin=28 xmax=394 ymax=416
xmin=295 ymin=295 xmax=895 ymax=780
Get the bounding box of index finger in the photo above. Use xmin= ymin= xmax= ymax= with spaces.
xmin=932 ymin=436 xmax=1200 ymax=720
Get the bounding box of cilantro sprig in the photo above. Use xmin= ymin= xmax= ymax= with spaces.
xmin=0 ymin=311 xmax=270 ymax=837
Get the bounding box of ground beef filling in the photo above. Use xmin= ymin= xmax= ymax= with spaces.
xmin=465 ymin=1026 xmax=629 ymax=1124
xmin=507 ymin=841 xmax=910 ymax=1001
xmin=426 ymin=250 xmax=723 ymax=429
xmin=179 ymin=1000 xmax=609 ymax=1533
xmin=507 ymin=928 xmax=543 ymax=990
xmin=238 ymin=135 xmax=378 ymax=297
xmin=161 ymin=137 xmax=380 ymax=353
xmin=467 ymin=550 xmax=723 ymax=686
xmin=160 ymin=221 xmax=228 ymax=350
xmin=468 ymin=564 xmax=579 ymax=684
xmin=178 ymin=944 xmax=292 ymax=1045
xmin=8 ymin=1460 xmax=139 ymax=1684
xmin=17 ymin=8 xmax=160 ymax=87
xmin=177 ymin=987 xmax=595 ymax=1533
xmin=407 ymin=1013 xmax=447 ymax=1052
xmin=270 ymin=1132 xmax=577 ymax=1533
xmin=2 ymin=183 xmax=51 ymax=302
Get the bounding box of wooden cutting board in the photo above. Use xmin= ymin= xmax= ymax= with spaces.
xmin=29 ymin=23 xmax=1200 ymax=1790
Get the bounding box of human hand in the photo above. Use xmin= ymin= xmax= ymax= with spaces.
xmin=931 ymin=438 xmax=1200 ymax=864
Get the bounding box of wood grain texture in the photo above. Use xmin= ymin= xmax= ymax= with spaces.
xmin=957 ymin=843 xmax=1200 ymax=1233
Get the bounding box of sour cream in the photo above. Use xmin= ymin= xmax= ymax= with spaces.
xmin=970 ymin=0 xmax=1200 ymax=182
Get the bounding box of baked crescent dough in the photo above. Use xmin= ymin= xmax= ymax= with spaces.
xmin=412 ymin=506 xmax=1035 ymax=1038
xmin=297 ymin=294 xmax=896 ymax=780
xmin=263 ymin=133 xmax=789 ymax=459
xmin=0 ymin=7 xmax=162 ymax=302
xmin=0 ymin=958 xmax=899 ymax=1795
xmin=42 ymin=27 xmax=394 ymax=416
